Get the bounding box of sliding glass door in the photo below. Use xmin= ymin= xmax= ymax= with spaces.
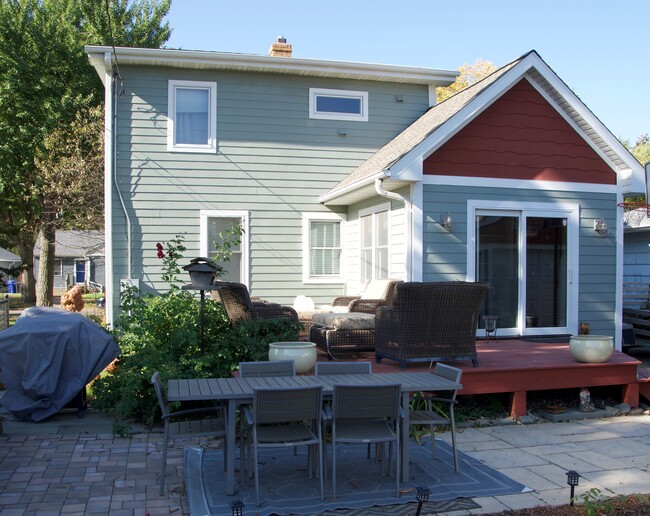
xmin=472 ymin=204 xmax=576 ymax=337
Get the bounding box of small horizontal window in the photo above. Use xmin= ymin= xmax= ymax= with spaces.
xmin=309 ymin=88 xmax=368 ymax=121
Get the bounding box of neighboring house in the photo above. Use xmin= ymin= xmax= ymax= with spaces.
xmin=87 ymin=43 xmax=645 ymax=347
xmin=0 ymin=247 xmax=21 ymax=289
xmin=34 ymin=230 xmax=105 ymax=292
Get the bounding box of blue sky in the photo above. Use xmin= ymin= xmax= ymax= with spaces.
xmin=166 ymin=0 xmax=648 ymax=144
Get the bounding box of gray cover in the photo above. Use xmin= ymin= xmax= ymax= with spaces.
xmin=0 ymin=306 xmax=120 ymax=422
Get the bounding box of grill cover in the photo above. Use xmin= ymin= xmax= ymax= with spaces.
xmin=0 ymin=307 xmax=120 ymax=422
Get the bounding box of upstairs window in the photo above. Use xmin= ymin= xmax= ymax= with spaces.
xmin=309 ymin=88 xmax=368 ymax=121
xmin=168 ymin=80 xmax=217 ymax=153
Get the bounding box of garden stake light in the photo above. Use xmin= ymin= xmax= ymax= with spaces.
xmin=415 ymin=485 xmax=430 ymax=516
xmin=231 ymin=499 xmax=244 ymax=515
xmin=566 ymin=470 xmax=581 ymax=506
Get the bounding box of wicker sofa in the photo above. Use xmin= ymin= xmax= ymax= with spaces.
xmin=375 ymin=281 xmax=489 ymax=369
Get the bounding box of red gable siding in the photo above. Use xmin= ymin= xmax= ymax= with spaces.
xmin=423 ymin=79 xmax=615 ymax=184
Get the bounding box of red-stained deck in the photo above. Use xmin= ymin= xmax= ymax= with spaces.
xmin=315 ymin=339 xmax=643 ymax=418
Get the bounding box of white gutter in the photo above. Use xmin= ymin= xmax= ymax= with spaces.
xmin=85 ymin=45 xmax=458 ymax=86
xmin=375 ymin=178 xmax=412 ymax=281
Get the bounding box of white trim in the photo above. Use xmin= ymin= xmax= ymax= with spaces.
xmin=615 ymin=187 xmax=624 ymax=350
xmin=103 ymin=63 xmax=115 ymax=327
xmin=302 ymin=212 xmax=346 ymax=284
xmin=309 ymin=88 xmax=368 ymax=121
xmin=421 ymin=174 xmax=618 ymax=194
xmin=86 ymin=45 xmax=458 ymax=87
xmin=411 ymin=182 xmax=423 ymax=281
xmin=466 ymin=200 xmax=580 ymax=337
xmin=199 ymin=210 xmax=249 ymax=287
xmin=167 ymin=80 xmax=217 ymax=153
xmin=359 ymin=202 xmax=391 ymax=218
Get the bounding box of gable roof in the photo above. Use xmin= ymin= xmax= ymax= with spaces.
xmin=34 ymin=230 xmax=104 ymax=259
xmin=320 ymin=50 xmax=645 ymax=205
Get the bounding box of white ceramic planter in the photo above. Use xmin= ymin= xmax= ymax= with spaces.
xmin=268 ymin=341 xmax=317 ymax=373
xmin=569 ymin=335 xmax=614 ymax=363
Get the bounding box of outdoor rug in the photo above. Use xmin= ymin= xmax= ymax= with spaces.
xmin=185 ymin=438 xmax=530 ymax=516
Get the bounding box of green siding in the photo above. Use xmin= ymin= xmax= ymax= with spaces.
xmin=111 ymin=66 xmax=430 ymax=309
xmin=422 ymin=184 xmax=618 ymax=336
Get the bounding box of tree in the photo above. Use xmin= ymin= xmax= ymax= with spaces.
xmin=35 ymin=106 xmax=105 ymax=305
xmin=631 ymin=134 xmax=650 ymax=167
xmin=437 ymin=58 xmax=497 ymax=103
xmin=0 ymin=0 xmax=171 ymax=304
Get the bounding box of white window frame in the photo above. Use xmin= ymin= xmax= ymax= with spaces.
xmin=302 ymin=212 xmax=345 ymax=283
xmin=167 ymin=80 xmax=217 ymax=153
xmin=309 ymin=88 xmax=368 ymax=121
xmin=359 ymin=202 xmax=391 ymax=285
xmin=54 ymin=258 xmax=63 ymax=277
xmin=466 ymin=200 xmax=580 ymax=337
xmin=200 ymin=210 xmax=249 ymax=286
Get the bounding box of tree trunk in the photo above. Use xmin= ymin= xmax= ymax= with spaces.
xmin=15 ymin=240 xmax=36 ymax=304
xmin=36 ymin=212 xmax=56 ymax=307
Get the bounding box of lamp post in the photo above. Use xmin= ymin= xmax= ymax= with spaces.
xmin=414 ymin=485 xmax=430 ymax=516
xmin=182 ymin=258 xmax=222 ymax=354
xmin=566 ymin=470 xmax=581 ymax=506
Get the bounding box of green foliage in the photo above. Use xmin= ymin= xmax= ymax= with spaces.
xmin=211 ymin=223 xmax=244 ymax=267
xmin=91 ymin=234 xmax=300 ymax=425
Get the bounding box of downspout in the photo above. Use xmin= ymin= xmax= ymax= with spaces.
xmin=375 ymin=177 xmax=412 ymax=281
xmin=111 ymin=72 xmax=132 ymax=280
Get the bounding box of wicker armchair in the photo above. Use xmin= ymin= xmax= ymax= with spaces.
xmin=215 ymin=282 xmax=299 ymax=327
xmin=375 ymin=281 xmax=489 ymax=369
xmin=330 ymin=279 xmax=402 ymax=314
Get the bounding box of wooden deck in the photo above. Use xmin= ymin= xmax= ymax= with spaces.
xmin=315 ymin=338 xmax=643 ymax=418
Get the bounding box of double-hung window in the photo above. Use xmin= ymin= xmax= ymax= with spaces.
xmin=309 ymin=88 xmax=368 ymax=121
xmin=360 ymin=204 xmax=390 ymax=284
xmin=168 ymin=80 xmax=217 ymax=153
xmin=200 ymin=211 xmax=248 ymax=284
xmin=303 ymin=213 xmax=344 ymax=283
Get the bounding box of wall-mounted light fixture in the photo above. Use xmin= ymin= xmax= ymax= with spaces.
xmin=593 ymin=218 xmax=608 ymax=236
xmin=441 ymin=212 xmax=455 ymax=232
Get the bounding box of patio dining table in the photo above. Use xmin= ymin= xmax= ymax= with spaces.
xmin=167 ymin=371 xmax=462 ymax=495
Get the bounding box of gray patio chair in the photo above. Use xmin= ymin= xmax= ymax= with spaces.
xmin=243 ymin=385 xmax=325 ymax=506
xmin=314 ymin=361 xmax=372 ymax=478
xmin=151 ymin=372 xmax=226 ymax=496
xmin=409 ymin=363 xmax=463 ymax=473
xmin=238 ymin=360 xmax=296 ymax=482
xmin=331 ymin=383 xmax=402 ymax=499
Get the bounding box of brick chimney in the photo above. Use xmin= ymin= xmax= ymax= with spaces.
xmin=269 ymin=36 xmax=292 ymax=57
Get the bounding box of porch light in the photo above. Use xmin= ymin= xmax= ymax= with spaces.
xmin=231 ymin=499 xmax=245 ymax=515
xmin=441 ymin=212 xmax=455 ymax=232
xmin=593 ymin=218 xmax=608 ymax=236
xmin=414 ymin=485 xmax=430 ymax=516
xmin=566 ymin=470 xmax=581 ymax=506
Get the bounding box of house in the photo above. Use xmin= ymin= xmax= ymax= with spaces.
xmin=0 ymin=247 xmax=21 ymax=290
xmin=34 ymin=230 xmax=105 ymax=292
xmin=86 ymin=42 xmax=645 ymax=347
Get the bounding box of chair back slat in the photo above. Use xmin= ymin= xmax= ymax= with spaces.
xmin=315 ymin=362 xmax=371 ymax=375
xmin=333 ymin=384 xmax=401 ymax=420
xmin=239 ymin=360 xmax=296 ymax=377
xmin=150 ymin=371 xmax=170 ymax=418
xmin=432 ymin=363 xmax=462 ymax=401
xmin=254 ymin=386 xmax=322 ymax=424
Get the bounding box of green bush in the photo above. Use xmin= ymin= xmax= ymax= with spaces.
xmin=91 ymin=234 xmax=300 ymax=425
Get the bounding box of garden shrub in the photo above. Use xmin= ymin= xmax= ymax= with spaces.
xmin=91 ymin=234 xmax=300 ymax=425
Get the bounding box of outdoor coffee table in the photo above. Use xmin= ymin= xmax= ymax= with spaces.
xmin=168 ymin=371 xmax=462 ymax=495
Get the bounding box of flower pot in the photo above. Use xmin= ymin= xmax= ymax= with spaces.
xmin=569 ymin=335 xmax=614 ymax=363
xmin=268 ymin=341 xmax=317 ymax=373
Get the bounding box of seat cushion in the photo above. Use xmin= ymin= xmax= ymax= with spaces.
xmin=361 ymin=279 xmax=392 ymax=300
xmin=311 ymin=312 xmax=375 ymax=330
